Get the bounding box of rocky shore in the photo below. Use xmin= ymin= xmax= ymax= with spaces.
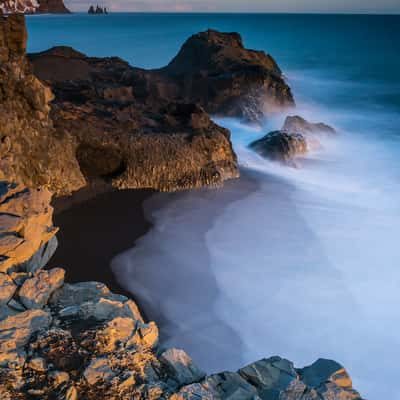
xmin=0 ymin=14 xmax=364 ymax=399
xmin=0 ymin=0 xmax=70 ymax=14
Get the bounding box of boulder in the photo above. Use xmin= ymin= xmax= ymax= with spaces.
xmin=0 ymin=182 xmax=58 ymax=274
xmin=283 ymin=115 xmax=336 ymax=136
xmin=298 ymin=359 xmax=362 ymax=400
xmin=19 ymin=267 xmax=65 ymax=309
xmin=83 ymin=357 xmax=115 ymax=385
xmin=0 ymin=309 xmax=51 ymax=366
xmin=160 ymin=348 xmax=205 ymax=386
xmin=249 ymin=131 xmax=308 ymax=164
xmin=204 ymin=372 xmax=259 ymax=400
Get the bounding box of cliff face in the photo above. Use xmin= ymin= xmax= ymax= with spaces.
xmin=0 ymin=0 xmax=38 ymax=14
xmin=0 ymin=15 xmax=85 ymax=196
xmin=0 ymin=0 xmax=70 ymax=13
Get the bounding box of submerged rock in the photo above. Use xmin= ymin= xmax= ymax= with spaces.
xmin=249 ymin=130 xmax=308 ymax=164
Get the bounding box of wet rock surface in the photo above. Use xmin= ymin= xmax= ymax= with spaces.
xmin=249 ymin=130 xmax=308 ymax=164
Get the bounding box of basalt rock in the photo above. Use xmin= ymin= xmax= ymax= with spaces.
xmin=136 ymin=29 xmax=294 ymax=122
xmin=249 ymin=130 xmax=308 ymax=165
xmin=283 ymin=115 xmax=336 ymax=136
xmin=29 ymin=45 xmax=239 ymax=192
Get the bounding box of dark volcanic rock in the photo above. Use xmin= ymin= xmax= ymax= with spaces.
xmin=29 ymin=45 xmax=239 ymax=192
xmin=283 ymin=115 xmax=336 ymax=136
xmin=36 ymin=0 xmax=70 ymax=14
xmin=145 ymin=29 xmax=294 ymax=122
xmin=249 ymin=130 xmax=308 ymax=164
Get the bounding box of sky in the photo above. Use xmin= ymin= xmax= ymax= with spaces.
xmin=66 ymin=0 xmax=400 ymax=14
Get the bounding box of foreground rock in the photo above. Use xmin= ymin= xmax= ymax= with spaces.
xmin=249 ymin=130 xmax=308 ymax=164
xmin=249 ymin=115 xmax=336 ymax=164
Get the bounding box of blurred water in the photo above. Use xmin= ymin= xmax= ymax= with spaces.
xmin=27 ymin=14 xmax=400 ymax=399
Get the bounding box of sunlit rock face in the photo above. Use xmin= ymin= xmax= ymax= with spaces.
xmin=0 ymin=0 xmax=70 ymax=14
xmin=0 ymin=0 xmax=38 ymax=14
xmin=0 ymin=15 xmax=85 ymax=196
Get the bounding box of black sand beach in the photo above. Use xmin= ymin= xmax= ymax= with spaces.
xmin=49 ymin=188 xmax=154 ymax=298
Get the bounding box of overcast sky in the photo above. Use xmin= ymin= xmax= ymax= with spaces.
xmin=65 ymin=0 xmax=400 ymax=13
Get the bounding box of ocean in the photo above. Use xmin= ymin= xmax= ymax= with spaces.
xmin=27 ymin=13 xmax=400 ymax=399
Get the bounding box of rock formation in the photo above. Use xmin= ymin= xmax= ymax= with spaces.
xmin=249 ymin=116 xmax=336 ymax=164
xmin=0 ymin=0 xmax=70 ymax=13
xmin=0 ymin=184 xmax=364 ymax=400
xmin=0 ymin=0 xmax=37 ymax=13
xmin=139 ymin=29 xmax=295 ymax=122
xmin=0 ymin=15 xmax=85 ymax=196
xmin=250 ymin=131 xmax=308 ymax=165
xmin=36 ymin=0 xmax=70 ymax=14
xmin=88 ymin=4 xmax=108 ymax=14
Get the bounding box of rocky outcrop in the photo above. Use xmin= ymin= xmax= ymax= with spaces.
xmin=36 ymin=0 xmax=70 ymax=14
xmin=140 ymin=29 xmax=294 ymax=122
xmin=0 ymin=0 xmax=70 ymax=13
xmin=29 ymin=45 xmax=239 ymax=192
xmin=0 ymin=0 xmax=38 ymax=14
xmin=249 ymin=115 xmax=336 ymax=164
xmin=0 ymin=15 xmax=85 ymax=195
xmin=283 ymin=115 xmax=336 ymax=136
xmin=250 ymin=130 xmax=308 ymax=165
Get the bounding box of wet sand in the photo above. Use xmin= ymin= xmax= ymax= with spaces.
xmin=49 ymin=188 xmax=154 ymax=298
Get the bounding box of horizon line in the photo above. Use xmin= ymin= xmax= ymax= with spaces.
xmin=61 ymin=10 xmax=400 ymax=16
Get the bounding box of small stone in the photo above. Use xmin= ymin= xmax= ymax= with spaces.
xmin=83 ymin=357 xmax=115 ymax=385
xmin=7 ymin=299 xmax=26 ymax=312
xmin=19 ymin=268 xmax=65 ymax=309
xmin=28 ymin=357 xmax=47 ymax=372
xmin=49 ymin=370 xmax=70 ymax=387
xmin=160 ymin=348 xmax=205 ymax=386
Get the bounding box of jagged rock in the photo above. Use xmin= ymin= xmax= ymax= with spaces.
xmin=249 ymin=131 xmax=308 ymax=164
xmin=48 ymin=370 xmax=70 ymax=387
xmin=0 ymin=15 xmax=85 ymax=195
xmin=239 ymin=356 xmax=298 ymax=395
xmin=19 ymin=267 xmax=65 ymax=309
xmin=0 ymin=305 xmax=18 ymax=320
xmin=0 ymin=309 xmax=51 ymax=367
xmin=205 ymin=372 xmax=260 ymax=400
xmin=298 ymin=359 xmax=362 ymax=400
xmin=156 ymin=29 xmax=294 ymax=121
xmin=50 ymin=281 xmax=130 ymax=309
xmin=160 ymin=348 xmax=205 ymax=386
xmin=83 ymin=357 xmax=115 ymax=385
xmin=65 ymin=386 xmax=78 ymax=400
xmin=0 ymin=273 xmax=17 ymax=305
xmin=27 ymin=356 xmax=47 ymax=372
xmin=170 ymin=383 xmax=217 ymax=400
xmin=0 ymin=182 xmax=58 ymax=274
xmin=283 ymin=115 xmax=336 ymax=136
xmin=0 ymin=0 xmax=38 ymax=14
